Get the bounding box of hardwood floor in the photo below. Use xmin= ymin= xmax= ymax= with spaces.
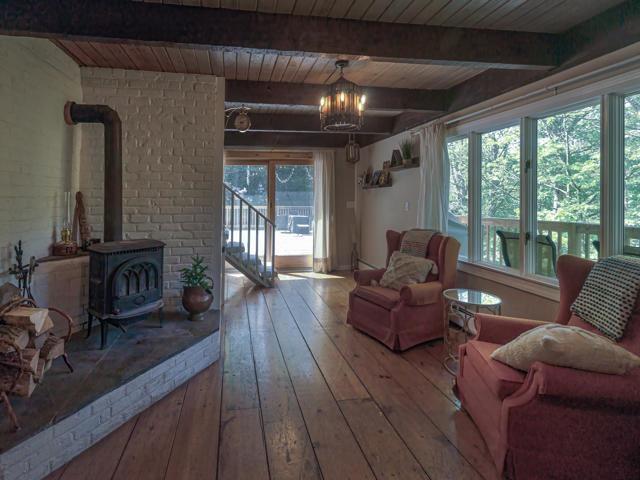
xmin=46 ymin=271 xmax=497 ymax=480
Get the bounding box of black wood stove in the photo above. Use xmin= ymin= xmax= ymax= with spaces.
xmin=87 ymin=240 xmax=165 ymax=349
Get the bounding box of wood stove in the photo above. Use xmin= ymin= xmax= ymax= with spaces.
xmin=87 ymin=240 xmax=165 ymax=349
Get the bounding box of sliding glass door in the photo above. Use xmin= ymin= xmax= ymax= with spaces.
xmin=224 ymin=157 xmax=314 ymax=270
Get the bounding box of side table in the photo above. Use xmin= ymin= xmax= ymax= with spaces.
xmin=442 ymin=288 xmax=502 ymax=375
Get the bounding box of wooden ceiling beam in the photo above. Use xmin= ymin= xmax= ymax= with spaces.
xmin=226 ymin=113 xmax=394 ymax=135
xmin=225 ymin=80 xmax=448 ymax=113
xmin=224 ymin=131 xmax=384 ymax=148
xmin=0 ymin=0 xmax=560 ymax=70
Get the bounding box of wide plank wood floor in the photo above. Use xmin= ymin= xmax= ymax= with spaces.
xmin=46 ymin=271 xmax=497 ymax=480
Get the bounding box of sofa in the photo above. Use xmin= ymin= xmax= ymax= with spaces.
xmin=347 ymin=230 xmax=460 ymax=351
xmin=456 ymin=254 xmax=640 ymax=479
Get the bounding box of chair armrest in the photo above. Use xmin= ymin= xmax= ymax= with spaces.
xmin=475 ymin=314 xmax=549 ymax=344
xmin=353 ymin=268 xmax=386 ymax=286
xmin=400 ymin=282 xmax=442 ymax=306
xmin=525 ymin=362 xmax=640 ymax=409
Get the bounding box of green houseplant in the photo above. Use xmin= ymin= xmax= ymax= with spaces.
xmin=399 ymin=137 xmax=414 ymax=167
xmin=180 ymin=256 xmax=214 ymax=321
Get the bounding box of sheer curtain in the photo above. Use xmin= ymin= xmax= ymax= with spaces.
xmin=417 ymin=122 xmax=449 ymax=231
xmin=313 ymin=150 xmax=337 ymax=273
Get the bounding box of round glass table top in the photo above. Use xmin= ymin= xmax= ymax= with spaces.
xmin=442 ymin=288 xmax=502 ymax=307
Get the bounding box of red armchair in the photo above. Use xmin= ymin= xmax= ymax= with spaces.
xmin=347 ymin=230 xmax=460 ymax=351
xmin=456 ymin=255 xmax=640 ymax=479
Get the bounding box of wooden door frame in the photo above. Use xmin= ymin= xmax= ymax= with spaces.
xmin=225 ymin=157 xmax=314 ymax=270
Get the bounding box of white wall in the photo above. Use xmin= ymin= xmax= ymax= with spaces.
xmin=357 ymin=132 xmax=421 ymax=268
xmin=334 ymin=148 xmax=357 ymax=269
xmin=79 ymin=68 xmax=225 ymax=310
xmin=0 ymin=36 xmax=82 ymax=276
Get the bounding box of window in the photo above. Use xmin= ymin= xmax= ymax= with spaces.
xmin=480 ymin=126 xmax=520 ymax=269
xmin=624 ymin=93 xmax=640 ymax=255
xmin=536 ymin=104 xmax=601 ymax=277
xmin=447 ymin=138 xmax=469 ymax=257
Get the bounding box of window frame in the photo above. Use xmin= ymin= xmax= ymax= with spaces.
xmin=446 ymin=86 xmax=635 ymax=295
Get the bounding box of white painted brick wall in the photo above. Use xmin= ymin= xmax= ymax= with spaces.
xmin=79 ymin=68 xmax=225 ymax=310
xmin=0 ymin=330 xmax=220 ymax=480
xmin=0 ymin=37 xmax=82 ymax=281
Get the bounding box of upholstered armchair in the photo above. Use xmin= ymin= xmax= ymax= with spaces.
xmin=347 ymin=230 xmax=460 ymax=351
xmin=456 ymin=255 xmax=640 ymax=479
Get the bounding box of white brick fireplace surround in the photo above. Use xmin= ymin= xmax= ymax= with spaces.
xmin=79 ymin=68 xmax=225 ymax=311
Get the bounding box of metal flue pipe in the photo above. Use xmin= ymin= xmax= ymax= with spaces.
xmin=64 ymin=101 xmax=122 ymax=242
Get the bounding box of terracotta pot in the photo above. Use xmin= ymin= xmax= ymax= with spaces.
xmin=403 ymin=157 xmax=412 ymax=167
xmin=182 ymin=286 xmax=213 ymax=321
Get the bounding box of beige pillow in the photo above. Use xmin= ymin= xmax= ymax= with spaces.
xmin=378 ymin=251 xmax=438 ymax=291
xmin=491 ymin=323 xmax=640 ymax=374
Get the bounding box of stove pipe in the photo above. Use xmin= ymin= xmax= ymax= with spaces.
xmin=64 ymin=101 xmax=122 ymax=242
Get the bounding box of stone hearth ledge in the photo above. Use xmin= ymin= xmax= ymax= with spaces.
xmin=0 ymin=318 xmax=220 ymax=480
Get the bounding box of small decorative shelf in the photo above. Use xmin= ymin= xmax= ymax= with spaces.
xmin=362 ymin=183 xmax=393 ymax=190
xmin=389 ymin=160 xmax=420 ymax=171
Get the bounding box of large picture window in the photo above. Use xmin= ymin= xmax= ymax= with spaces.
xmin=480 ymin=126 xmax=520 ymax=269
xmin=447 ymin=138 xmax=469 ymax=257
xmin=535 ymin=104 xmax=601 ymax=277
xmin=624 ymin=93 xmax=640 ymax=255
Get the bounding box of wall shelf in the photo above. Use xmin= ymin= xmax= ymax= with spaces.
xmin=362 ymin=183 xmax=393 ymax=190
xmin=389 ymin=161 xmax=419 ymax=171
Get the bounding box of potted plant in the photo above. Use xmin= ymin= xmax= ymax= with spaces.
xmin=399 ymin=137 xmax=414 ymax=167
xmin=180 ymin=256 xmax=214 ymax=321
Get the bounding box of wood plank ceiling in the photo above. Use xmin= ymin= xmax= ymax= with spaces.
xmin=53 ymin=40 xmax=487 ymax=89
xmin=18 ymin=0 xmax=633 ymax=147
xmin=141 ymin=0 xmax=626 ymax=33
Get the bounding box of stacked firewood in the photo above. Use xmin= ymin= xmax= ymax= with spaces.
xmin=0 ymin=284 xmax=73 ymax=430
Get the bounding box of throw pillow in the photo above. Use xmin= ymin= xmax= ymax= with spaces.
xmin=379 ymin=251 xmax=438 ymax=291
xmin=571 ymin=255 xmax=640 ymax=340
xmin=491 ymin=323 xmax=640 ymax=374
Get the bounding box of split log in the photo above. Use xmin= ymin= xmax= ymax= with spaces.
xmin=3 ymin=307 xmax=49 ymax=334
xmin=36 ymin=359 xmax=45 ymax=379
xmin=0 ymin=326 xmax=29 ymax=352
xmin=27 ymin=331 xmax=49 ymax=350
xmin=0 ymin=349 xmax=39 ymax=398
xmin=41 ymin=336 xmax=65 ymax=361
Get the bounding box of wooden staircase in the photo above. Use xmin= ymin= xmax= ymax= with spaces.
xmin=223 ymin=183 xmax=277 ymax=287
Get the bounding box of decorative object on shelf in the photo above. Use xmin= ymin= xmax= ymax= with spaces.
xmin=320 ymin=60 xmax=366 ymax=131
xmin=0 ymin=294 xmax=74 ymax=431
xmin=364 ymin=166 xmax=373 ymax=185
xmin=370 ymin=170 xmax=381 ymax=186
xmin=8 ymin=241 xmax=38 ymax=300
xmin=391 ymin=149 xmax=402 ymax=167
xmin=225 ymin=105 xmax=251 ymax=133
xmin=400 ymin=137 xmax=414 ymax=167
xmin=72 ymin=191 xmax=92 ymax=249
xmin=345 ymin=134 xmax=360 ymax=164
xmin=53 ymin=192 xmax=78 ymax=256
xmin=181 ymin=256 xmax=214 ymax=321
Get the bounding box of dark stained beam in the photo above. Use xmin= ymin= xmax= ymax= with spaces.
xmin=225 ymin=113 xmax=393 ymax=135
xmin=446 ymin=1 xmax=640 ymax=116
xmin=225 ymin=81 xmax=448 ymax=113
xmin=391 ymin=112 xmax=444 ymax=135
xmin=561 ymin=0 xmax=640 ymax=69
xmin=224 ymin=131 xmax=385 ymax=149
xmin=0 ymin=0 xmax=560 ymax=70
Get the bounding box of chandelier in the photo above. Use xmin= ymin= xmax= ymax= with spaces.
xmin=320 ymin=60 xmax=366 ymax=131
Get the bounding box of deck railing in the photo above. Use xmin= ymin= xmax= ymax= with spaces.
xmin=453 ymin=216 xmax=640 ymax=265
xmin=224 ymin=205 xmax=313 ymax=229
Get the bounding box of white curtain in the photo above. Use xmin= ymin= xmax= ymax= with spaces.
xmin=313 ymin=150 xmax=337 ymax=273
xmin=417 ymin=122 xmax=449 ymax=232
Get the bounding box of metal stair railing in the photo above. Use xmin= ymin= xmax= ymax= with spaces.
xmin=223 ymin=183 xmax=276 ymax=286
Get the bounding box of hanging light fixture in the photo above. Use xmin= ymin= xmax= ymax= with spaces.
xmin=345 ymin=134 xmax=360 ymax=164
xmin=320 ymin=60 xmax=365 ymax=131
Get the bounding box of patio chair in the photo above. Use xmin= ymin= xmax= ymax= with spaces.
xmin=496 ymin=230 xmax=557 ymax=276
xmin=288 ymin=215 xmax=310 ymax=234
xmin=593 ymin=240 xmax=640 ymax=257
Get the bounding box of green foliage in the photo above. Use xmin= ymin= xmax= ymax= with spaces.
xmin=399 ymin=137 xmax=413 ymax=160
xmin=180 ymin=256 xmax=213 ymax=292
